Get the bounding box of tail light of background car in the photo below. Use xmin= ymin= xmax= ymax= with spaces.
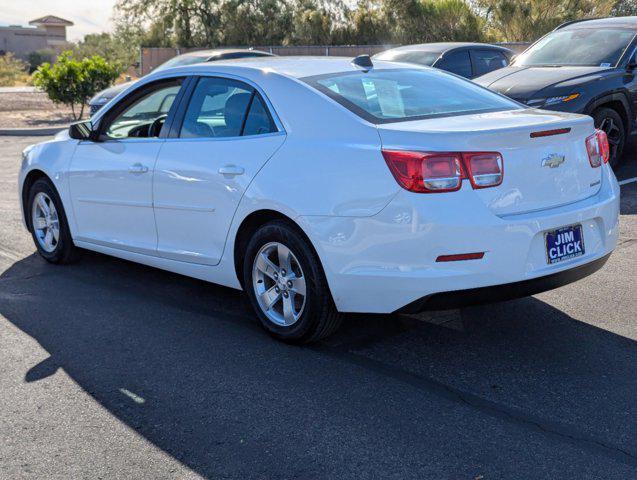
xmin=382 ymin=150 xmax=503 ymax=193
xmin=586 ymin=129 xmax=610 ymax=167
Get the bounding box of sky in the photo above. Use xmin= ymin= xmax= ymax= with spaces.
xmin=0 ymin=0 xmax=117 ymax=41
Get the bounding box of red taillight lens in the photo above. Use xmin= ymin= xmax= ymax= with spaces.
xmin=382 ymin=150 xmax=503 ymax=193
xmin=586 ymin=129 xmax=609 ymax=167
xmin=463 ymin=152 xmax=503 ymax=189
xmin=382 ymin=150 xmax=464 ymax=193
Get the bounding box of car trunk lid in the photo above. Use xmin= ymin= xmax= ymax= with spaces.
xmin=377 ymin=109 xmax=601 ymax=216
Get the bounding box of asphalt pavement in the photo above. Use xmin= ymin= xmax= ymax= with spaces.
xmin=0 ymin=136 xmax=636 ymax=479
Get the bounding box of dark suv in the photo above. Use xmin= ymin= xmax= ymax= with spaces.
xmin=474 ymin=16 xmax=637 ymax=167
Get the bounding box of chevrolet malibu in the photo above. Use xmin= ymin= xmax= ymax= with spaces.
xmin=19 ymin=56 xmax=620 ymax=343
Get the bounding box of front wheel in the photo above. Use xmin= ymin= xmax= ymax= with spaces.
xmin=27 ymin=178 xmax=79 ymax=264
xmin=593 ymin=107 xmax=625 ymax=168
xmin=243 ymin=220 xmax=341 ymax=344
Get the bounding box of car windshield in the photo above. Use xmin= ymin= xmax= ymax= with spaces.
xmin=303 ymin=68 xmax=521 ymax=124
xmin=155 ymin=55 xmax=209 ymax=71
xmin=514 ymin=28 xmax=636 ymax=67
xmin=374 ymin=50 xmax=441 ymax=66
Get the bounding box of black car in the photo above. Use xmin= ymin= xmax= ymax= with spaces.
xmin=373 ymin=42 xmax=513 ymax=79
xmin=89 ymin=49 xmax=273 ymax=116
xmin=474 ymin=16 xmax=637 ymax=167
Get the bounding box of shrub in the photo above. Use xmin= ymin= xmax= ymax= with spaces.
xmin=32 ymin=51 xmax=122 ymax=120
xmin=27 ymin=49 xmax=57 ymax=73
xmin=0 ymin=53 xmax=29 ymax=87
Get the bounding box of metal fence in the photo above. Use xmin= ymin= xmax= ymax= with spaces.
xmin=139 ymin=43 xmax=531 ymax=76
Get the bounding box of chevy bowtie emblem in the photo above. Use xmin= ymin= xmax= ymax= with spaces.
xmin=542 ymin=153 xmax=566 ymax=168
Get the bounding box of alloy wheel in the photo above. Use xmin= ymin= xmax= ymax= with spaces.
xmin=252 ymin=241 xmax=307 ymax=327
xmin=599 ymin=116 xmax=623 ymax=163
xmin=31 ymin=192 xmax=60 ymax=253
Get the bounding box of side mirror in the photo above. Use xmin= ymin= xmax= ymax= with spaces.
xmin=69 ymin=120 xmax=98 ymax=141
xmin=626 ymin=54 xmax=637 ymax=70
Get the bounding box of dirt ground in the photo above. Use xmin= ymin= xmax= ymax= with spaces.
xmin=0 ymin=91 xmax=76 ymax=128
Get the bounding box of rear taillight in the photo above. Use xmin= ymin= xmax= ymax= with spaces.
xmin=382 ymin=150 xmax=503 ymax=193
xmin=463 ymin=152 xmax=503 ymax=189
xmin=382 ymin=151 xmax=465 ymax=193
xmin=586 ymin=129 xmax=610 ymax=167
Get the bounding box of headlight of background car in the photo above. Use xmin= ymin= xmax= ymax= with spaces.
xmin=527 ymin=93 xmax=580 ymax=107
xmin=95 ymin=96 xmax=112 ymax=105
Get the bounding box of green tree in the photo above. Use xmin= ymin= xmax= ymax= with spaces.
xmin=72 ymin=32 xmax=137 ymax=67
xmin=0 ymin=53 xmax=29 ymax=86
xmin=26 ymin=49 xmax=56 ymax=73
xmin=612 ymin=0 xmax=637 ymax=15
xmin=476 ymin=0 xmax=615 ymax=42
xmin=32 ymin=52 xmax=122 ymax=120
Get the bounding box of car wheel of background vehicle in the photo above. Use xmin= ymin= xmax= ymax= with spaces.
xmin=243 ymin=220 xmax=341 ymax=344
xmin=593 ymin=107 xmax=625 ymax=168
xmin=28 ymin=178 xmax=79 ymax=264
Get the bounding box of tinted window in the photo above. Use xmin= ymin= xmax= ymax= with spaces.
xmin=515 ymin=28 xmax=635 ymax=67
xmin=181 ymin=77 xmax=253 ymax=138
xmin=105 ymin=81 xmax=181 ymax=138
xmin=155 ymin=55 xmax=208 ymax=71
xmin=472 ymin=50 xmax=509 ymax=76
xmin=180 ymin=77 xmax=276 ymax=138
xmin=304 ymin=69 xmax=520 ymax=124
xmin=243 ymin=96 xmax=276 ymax=136
xmin=436 ymin=50 xmax=472 ymax=77
xmin=374 ymin=50 xmax=441 ymax=66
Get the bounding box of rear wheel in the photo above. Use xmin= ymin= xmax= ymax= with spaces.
xmin=593 ymin=107 xmax=625 ymax=168
xmin=243 ymin=220 xmax=341 ymax=344
xmin=27 ymin=178 xmax=79 ymax=264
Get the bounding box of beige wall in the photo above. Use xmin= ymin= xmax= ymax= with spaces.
xmin=0 ymin=25 xmax=68 ymax=60
xmin=0 ymin=27 xmax=49 ymax=59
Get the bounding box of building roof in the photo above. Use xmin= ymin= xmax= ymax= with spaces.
xmin=29 ymin=15 xmax=74 ymax=27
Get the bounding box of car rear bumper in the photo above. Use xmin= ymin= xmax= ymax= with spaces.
xmin=396 ymin=252 xmax=610 ymax=313
xmin=298 ymin=164 xmax=620 ymax=313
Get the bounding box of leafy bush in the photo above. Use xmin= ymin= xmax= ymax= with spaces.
xmin=0 ymin=53 xmax=29 ymax=87
xmin=32 ymin=51 xmax=122 ymax=120
xmin=27 ymin=49 xmax=57 ymax=73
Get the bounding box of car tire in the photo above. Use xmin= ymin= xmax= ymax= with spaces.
xmin=27 ymin=178 xmax=79 ymax=264
xmin=593 ymin=107 xmax=625 ymax=168
xmin=243 ymin=220 xmax=341 ymax=344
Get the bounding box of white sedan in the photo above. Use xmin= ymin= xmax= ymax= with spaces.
xmin=19 ymin=56 xmax=620 ymax=343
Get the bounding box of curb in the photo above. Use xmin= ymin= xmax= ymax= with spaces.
xmin=0 ymin=126 xmax=68 ymax=136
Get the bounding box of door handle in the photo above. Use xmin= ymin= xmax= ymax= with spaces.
xmin=218 ymin=165 xmax=245 ymax=176
xmin=129 ymin=163 xmax=149 ymax=174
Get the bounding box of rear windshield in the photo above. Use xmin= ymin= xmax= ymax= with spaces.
xmin=302 ymin=68 xmax=521 ymax=124
xmin=374 ymin=50 xmax=441 ymax=66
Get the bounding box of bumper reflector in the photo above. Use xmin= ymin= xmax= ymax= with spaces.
xmin=436 ymin=252 xmax=485 ymax=262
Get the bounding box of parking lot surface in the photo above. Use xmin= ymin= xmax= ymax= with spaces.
xmin=1 ymin=135 xmax=636 ymax=479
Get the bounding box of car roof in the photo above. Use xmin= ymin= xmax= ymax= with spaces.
xmin=164 ymin=56 xmax=413 ymax=79
xmin=376 ymin=42 xmax=512 ymax=55
xmin=559 ymin=16 xmax=637 ymax=30
xmin=180 ymin=48 xmax=272 ymax=58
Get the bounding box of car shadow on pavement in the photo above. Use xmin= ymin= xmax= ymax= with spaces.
xmin=1 ymin=251 xmax=636 ymax=478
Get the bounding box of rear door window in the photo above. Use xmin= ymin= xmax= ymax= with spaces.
xmin=435 ymin=50 xmax=472 ymax=77
xmin=179 ymin=77 xmax=277 ymax=138
xmin=471 ymin=50 xmax=509 ymax=77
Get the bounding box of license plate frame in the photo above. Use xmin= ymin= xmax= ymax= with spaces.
xmin=544 ymin=224 xmax=585 ymax=265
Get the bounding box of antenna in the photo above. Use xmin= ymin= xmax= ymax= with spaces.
xmin=352 ymin=54 xmax=374 ymax=72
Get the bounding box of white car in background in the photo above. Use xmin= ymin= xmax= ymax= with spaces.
xmin=19 ymin=56 xmax=620 ymax=343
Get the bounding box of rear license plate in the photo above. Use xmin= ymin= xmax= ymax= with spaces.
xmin=545 ymin=224 xmax=585 ymax=264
